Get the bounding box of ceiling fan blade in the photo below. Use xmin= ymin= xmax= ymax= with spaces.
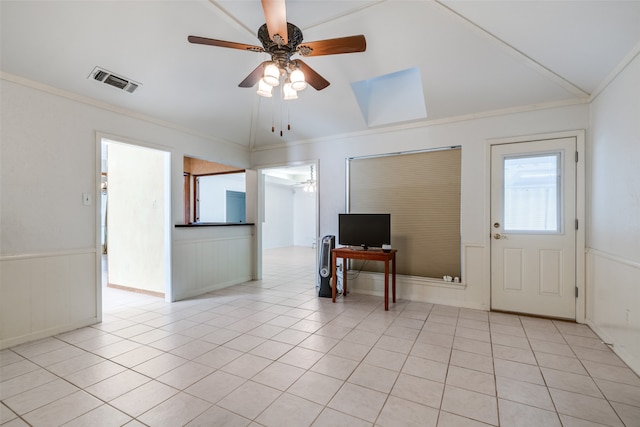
xmin=238 ymin=62 xmax=269 ymax=88
xmin=294 ymin=60 xmax=330 ymax=91
xmin=188 ymin=35 xmax=263 ymax=52
xmin=261 ymin=0 xmax=288 ymax=45
xmin=298 ymin=35 xmax=366 ymax=57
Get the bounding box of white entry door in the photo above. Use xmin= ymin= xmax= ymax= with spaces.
xmin=491 ymin=137 xmax=577 ymax=319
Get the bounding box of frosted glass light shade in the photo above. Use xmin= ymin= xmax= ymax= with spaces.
xmin=257 ymin=79 xmax=273 ymax=97
xmin=283 ymin=82 xmax=298 ymax=100
xmin=263 ymin=63 xmax=280 ymax=87
xmin=290 ymin=68 xmax=307 ymax=91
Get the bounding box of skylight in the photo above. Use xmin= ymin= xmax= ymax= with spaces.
xmin=351 ymin=67 xmax=427 ymax=127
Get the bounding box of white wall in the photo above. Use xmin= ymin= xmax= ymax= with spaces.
xmin=107 ymin=142 xmax=166 ymax=295
xmin=198 ymin=173 xmax=246 ymax=222
xmin=588 ymin=53 xmax=640 ymax=373
xmin=262 ymin=179 xmax=294 ymax=249
xmin=293 ymin=189 xmax=317 ymax=247
xmin=252 ymin=104 xmax=590 ymax=310
xmin=261 ymin=177 xmax=317 ymax=250
xmin=0 ymin=77 xmax=251 ymax=348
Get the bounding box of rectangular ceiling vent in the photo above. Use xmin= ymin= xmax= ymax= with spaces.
xmin=89 ymin=66 xmax=140 ymax=94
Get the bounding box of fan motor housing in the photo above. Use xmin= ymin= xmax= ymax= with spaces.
xmin=258 ymin=22 xmax=304 ymax=55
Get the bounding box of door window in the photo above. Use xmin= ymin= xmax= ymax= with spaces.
xmin=503 ymin=153 xmax=561 ymax=233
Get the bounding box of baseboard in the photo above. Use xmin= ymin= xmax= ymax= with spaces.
xmin=1 ymin=317 xmax=100 ymax=350
xmin=107 ymin=283 xmax=165 ymax=299
xmin=586 ymin=319 xmax=640 ymax=376
xmin=173 ymin=276 xmax=253 ymax=301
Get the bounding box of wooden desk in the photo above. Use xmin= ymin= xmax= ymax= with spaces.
xmin=331 ymin=247 xmax=397 ymax=310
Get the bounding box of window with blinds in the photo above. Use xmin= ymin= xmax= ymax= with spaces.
xmin=348 ymin=148 xmax=461 ymax=279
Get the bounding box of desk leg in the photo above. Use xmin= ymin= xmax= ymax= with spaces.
xmin=332 ymin=253 xmax=337 ymax=303
xmin=342 ymin=258 xmax=347 ymax=298
xmin=384 ymin=260 xmax=389 ymax=311
xmin=392 ymin=253 xmax=396 ymax=303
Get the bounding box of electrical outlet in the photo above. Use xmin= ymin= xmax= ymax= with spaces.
xmin=82 ymin=192 xmax=92 ymax=206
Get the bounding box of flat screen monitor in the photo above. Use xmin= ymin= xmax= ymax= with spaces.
xmin=338 ymin=213 xmax=391 ymax=249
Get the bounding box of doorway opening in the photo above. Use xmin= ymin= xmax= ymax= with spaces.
xmin=100 ymin=137 xmax=171 ymax=304
xmin=260 ymin=163 xmax=319 ymax=282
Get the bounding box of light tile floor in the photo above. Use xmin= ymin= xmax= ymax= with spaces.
xmin=1 ymin=247 xmax=639 ymax=426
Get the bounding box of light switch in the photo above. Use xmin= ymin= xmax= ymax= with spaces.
xmin=82 ymin=192 xmax=92 ymax=206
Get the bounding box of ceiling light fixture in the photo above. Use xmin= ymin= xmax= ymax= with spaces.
xmin=257 ymin=60 xmax=306 ymax=99
xmin=289 ymin=68 xmax=307 ymax=91
xmin=257 ymin=60 xmax=307 ymax=136
xmin=257 ymin=79 xmax=273 ymax=97
xmin=303 ymin=165 xmax=316 ymax=193
xmin=283 ymin=80 xmax=298 ymax=100
xmin=262 ymin=62 xmax=281 ymax=87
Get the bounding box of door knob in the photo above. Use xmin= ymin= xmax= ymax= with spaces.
xmin=493 ymin=233 xmax=507 ymax=240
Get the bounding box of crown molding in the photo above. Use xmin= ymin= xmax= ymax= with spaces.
xmin=0 ymin=71 xmax=249 ymax=152
xmin=590 ymin=39 xmax=640 ymax=102
xmin=250 ymin=97 xmax=589 ymax=153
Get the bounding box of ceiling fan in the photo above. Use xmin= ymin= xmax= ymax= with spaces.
xmin=292 ymin=165 xmax=316 ymax=192
xmin=188 ymin=0 xmax=366 ymax=97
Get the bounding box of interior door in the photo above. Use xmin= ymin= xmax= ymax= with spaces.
xmin=491 ymin=137 xmax=577 ymax=319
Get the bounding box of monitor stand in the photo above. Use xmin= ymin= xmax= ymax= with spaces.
xmin=350 ymin=245 xmax=368 ymax=251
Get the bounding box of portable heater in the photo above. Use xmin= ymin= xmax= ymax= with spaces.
xmin=318 ymin=235 xmax=335 ymax=298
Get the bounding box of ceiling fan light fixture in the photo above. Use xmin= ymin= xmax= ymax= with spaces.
xmin=303 ymin=165 xmax=316 ymax=192
xmin=262 ymin=62 xmax=280 ymax=87
xmin=283 ymin=82 xmax=298 ymax=100
xmin=290 ymin=68 xmax=307 ymax=91
xmin=257 ymin=79 xmax=273 ymax=97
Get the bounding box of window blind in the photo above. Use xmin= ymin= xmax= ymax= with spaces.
xmin=348 ymin=148 xmax=461 ymax=278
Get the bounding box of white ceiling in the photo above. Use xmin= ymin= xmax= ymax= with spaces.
xmin=263 ymin=163 xmax=316 ymax=185
xmin=2 ymin=1 xmax=640 ymax=151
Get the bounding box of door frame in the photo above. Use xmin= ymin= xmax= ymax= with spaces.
xmin=96 ymin=132 xmax=173 ymax=306
xmin=254 ymin=160 xmax=320 ymax=280
xmin=485 ymin=130 xmax=586 ymax=322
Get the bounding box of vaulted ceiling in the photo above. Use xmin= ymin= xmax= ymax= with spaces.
xmin=2 ymin=1 xmax=640 ymax=151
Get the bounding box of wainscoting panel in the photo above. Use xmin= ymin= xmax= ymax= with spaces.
xmin=349 ymin=243 xmax=488 ymax=311
xmin=0 ymin=250 xmax=98 ymax=349
xmin=587 ymin=249 xmax=640 ymax=375
xmin=172 ymin=234 xmax=253 ymax=301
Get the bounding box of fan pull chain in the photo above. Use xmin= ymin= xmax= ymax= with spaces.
xmin=267 ymin=83 xmax=294 ymax=136
xmin=271 ymin=93 xmax=275 ymax=133
xmin=280 ymin=92 xmax=284 ymax=137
